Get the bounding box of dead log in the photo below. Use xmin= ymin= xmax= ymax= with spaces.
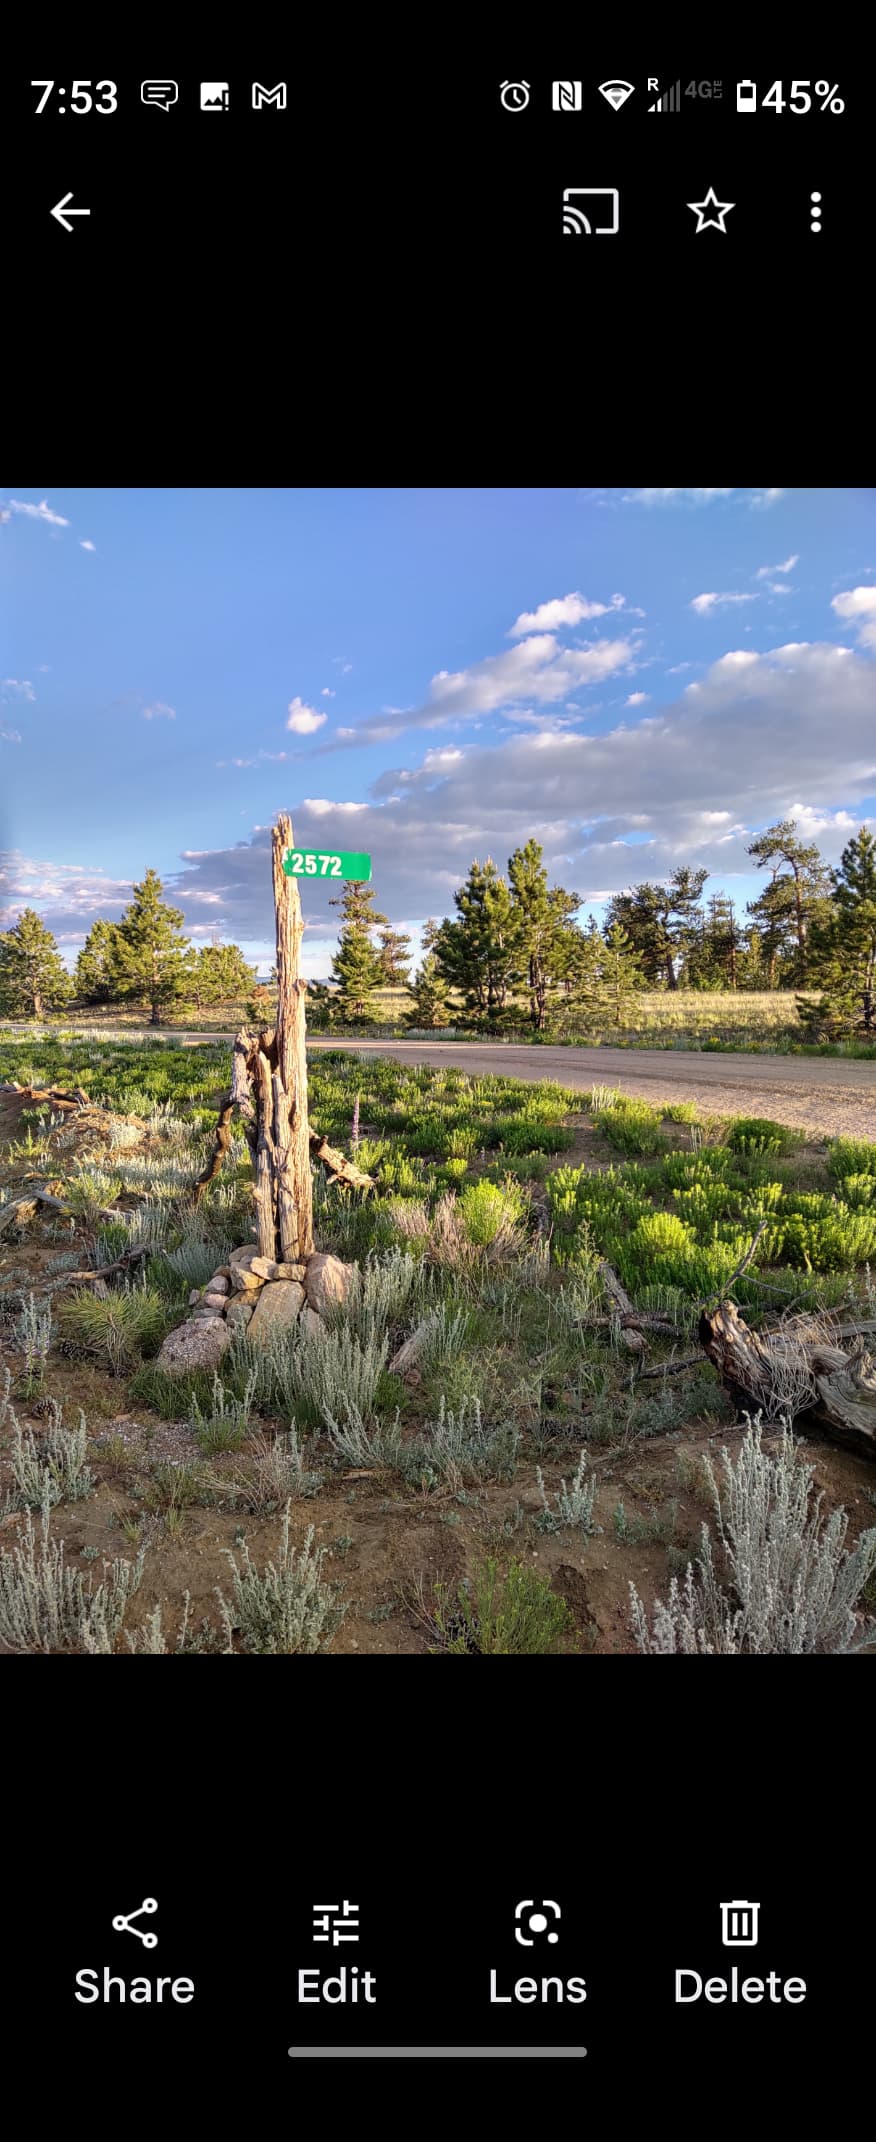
xmin=597 ymin=1259 xmax=647 ymax=1356
xmin=698 ymin=1298 xmax=876 ymax=1461
xmin=0 ymin=1187 xmax=120 ymax=1236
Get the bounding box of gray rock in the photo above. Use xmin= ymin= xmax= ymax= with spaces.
xmin=304 ymin=1252 xmax=355 ymax=1316
xmin=228 ymin=1245 xmax=262 ymax=1268
xmin=299 ymin=1305 xmax=324 ymax=1339
xmin=202 ymin=1291 xmax=229 ymax=1313
xmin=248 ymin=1280 xmax=305 ymax=1342
xmin=188 ymin=1288 xmax=203 ymax=1306
xmin=206 ymin=1273 xmax=230 ymax=1295
xmin=155 ymin=1316 xmax=231 ymax=1373
xmin=225 ymin=1298 xmax=255 ymax=1330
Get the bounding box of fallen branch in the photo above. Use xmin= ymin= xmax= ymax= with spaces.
xmin=0 ymin=1081 xmax=91 ymax=1109
xmin=597 ymin=1260 xmax=647 ymax=1356
xmin=308 ymin=1130 xmax=375 ymax=1191
xmin=37 ymin=1245 xmax=150 ymax=1293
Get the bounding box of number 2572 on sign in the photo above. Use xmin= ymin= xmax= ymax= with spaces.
xmin=282 ymin=849 xmax=372 ymax=881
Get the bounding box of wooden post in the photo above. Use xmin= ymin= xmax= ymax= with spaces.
xmin=271 ymin=813 xmax=314 ymax=1259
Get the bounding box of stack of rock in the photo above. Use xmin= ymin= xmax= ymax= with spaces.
xmin=155 ymin=1246 xmax=355 ymax=1373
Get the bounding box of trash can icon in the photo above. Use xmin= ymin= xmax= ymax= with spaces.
xmin=720 ymin=1899 xmax=760 ymax=1946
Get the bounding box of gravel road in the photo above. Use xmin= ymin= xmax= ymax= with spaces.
xmin=10 ymin=1028 xmax=872 ymax=1140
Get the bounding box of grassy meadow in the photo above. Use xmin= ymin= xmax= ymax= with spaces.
xmin=5 ymin=986 xmax=876 ymax=1056
xmin=1 ymin=1034 xmax=875 ymax=1655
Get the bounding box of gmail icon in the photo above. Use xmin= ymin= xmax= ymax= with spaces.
xmin=252 ymin=82 xmax=287 ymax=109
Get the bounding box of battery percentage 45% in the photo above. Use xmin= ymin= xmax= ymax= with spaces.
xmin=759 ymin=80 xmax=845 ymax=112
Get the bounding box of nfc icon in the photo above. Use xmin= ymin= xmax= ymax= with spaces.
xmin=553 ymin=81 xmax=582 ymax=110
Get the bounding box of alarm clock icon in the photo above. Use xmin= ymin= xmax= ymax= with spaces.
xmin=500 ymin=81 xmax=530 ymax=112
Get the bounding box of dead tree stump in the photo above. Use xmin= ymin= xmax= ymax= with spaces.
xmin=224 ymin=815 xmax=314 ymax=1263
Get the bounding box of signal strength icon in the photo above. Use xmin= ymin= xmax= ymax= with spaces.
xmin=598 ymin=80 xmax=635 ymax=111
xmin=649 ymin=79 xmax=681 ymax=112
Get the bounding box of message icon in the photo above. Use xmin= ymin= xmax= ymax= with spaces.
xmin=141 ymin=81 xmax=178 ymax=111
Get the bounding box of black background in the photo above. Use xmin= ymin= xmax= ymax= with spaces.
xmin=7 ymin=1676 xmax=865 ymax=2116
xmin=5 ymin=31 xmax=863 ymax=423
xmin=7 ymin=42 xmax=862 ymax=284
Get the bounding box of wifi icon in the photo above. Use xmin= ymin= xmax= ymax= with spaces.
xmin=598 ymin=79 xmax=635 ymax=110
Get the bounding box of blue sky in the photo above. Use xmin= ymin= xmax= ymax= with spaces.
xmin=2 ymin=486 xmax=875 ymax=975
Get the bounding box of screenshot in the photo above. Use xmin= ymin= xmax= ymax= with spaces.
xmin=1 ymin=484 xmax=874 ymax=2098
xmin=6 ymin=41 xmax=863 ymax=289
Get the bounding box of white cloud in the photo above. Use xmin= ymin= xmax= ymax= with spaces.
xmin=332 ymin=631 xmax=639 ymax=750
xmin=508 ymin=591 xmax=626 ymax=636
xmin=666 ymin=662 xmax=692 ymax=674
xmin=832 ymin=586 xmax=876 ymax=651
xmin=690 ymin=592 xmax=758 ymax=614
xmin=765 ymin=582 xmax=795 ymax=594
xmin=286 ymin=695 xmax=328 ymax=735
xmin=1 ymin=728 xmax=22 ymax=744
xmin=1 ymin=679 xmax=36 ymax=702
xmin=625 ymin=691 xmax=649 ymax=706
xmin=755 ymin=554 xmax=799 ymax=578
xmin=749 ymin=489 xmax=785 ymax=508
xmin=142 ymin=702 xmax=176 ymax=720
xmin=80 ymin=539 xmax=96 ymax=552
xmin=320 ymin=687 xmax=336 ymax=697
xmin=3 ymin=498 xmax=70 ymax=527
xmin=622 ymin=489 xmax=735 ymax=505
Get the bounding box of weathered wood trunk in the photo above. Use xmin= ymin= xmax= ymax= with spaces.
xmin=699 ymin=1299 xmax=876 ymax=1461
xmin=222 ymin=815 xmax=314 ymax=1262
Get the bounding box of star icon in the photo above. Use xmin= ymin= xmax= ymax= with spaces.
xmin=687 ymin=185 xmax=735 ymax=233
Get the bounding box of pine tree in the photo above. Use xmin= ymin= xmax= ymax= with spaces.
xmin=329 ymin=880 xmax=388 ymax=1023
xmin=600 ymin=921 xmax=646 ymax=1026
xmin=194 ymin=942 xmax=257 ymax=1008
xmin=507 ymin=839 xmax=581 ymax=1030
xmin=747 ymin=819 xmax=834 ymax=986
xmin=110 ymin=869 xmax=195 ymax=1025
xmin=809 ymin=825 xmax=876 ymax=1032
xmin=376 ymin=926 xmax=412 ymax=986
xmin=434 ymin=858 xmax=518 ymax=1021
xmin=0 ymin=909 xmax=71 ymax=1019
xmin=75 ymin=918 xmax=120 ymax=1004
xmin=406 ymin=952 xmax=451 ymax=1029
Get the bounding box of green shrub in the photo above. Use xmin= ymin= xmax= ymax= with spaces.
xmin=0 ymin=1490 xmax=144 ymax=1653
xmin=827 ymin=1137 xmax=876 ymax=1182
xmin=188 ymin=1368 xmax=257 ymax=1453
xmin=726 ymin=1116 xmax=800 ymax=1158
xmin=216 ymin=1508 xmax=344 ymax=1653
xmin=56 ymin=1285 xmax=167 ymax=1374
xmin=596 ymin=1101 xmax=664 ymax=1155
xmin=432 ymin=1558 xmax=575 ymax=1654
xmin=459 ymin=1177 xmax=526 ymax=1246
xmin=489 ymin=1115 xmax=574 ymax=1155
xmin=11 ymin=1403 xmax=94 ymax=1508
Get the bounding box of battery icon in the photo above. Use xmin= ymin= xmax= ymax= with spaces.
xmin=736 ymin=80 xmax=757 ymax=110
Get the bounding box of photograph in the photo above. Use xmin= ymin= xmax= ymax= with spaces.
xmin=2 ymin=485 xmax=875 ymax=1659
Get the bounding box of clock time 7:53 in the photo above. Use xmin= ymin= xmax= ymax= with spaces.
xmin=32 ymin=82 xmax=118 ymax=112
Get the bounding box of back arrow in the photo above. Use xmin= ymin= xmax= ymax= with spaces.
xmin=51 ymin=192 xmax=91 ymax=232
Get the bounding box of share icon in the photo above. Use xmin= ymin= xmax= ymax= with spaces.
xmin=112 ymin=1897 xmax=159 ymax=1948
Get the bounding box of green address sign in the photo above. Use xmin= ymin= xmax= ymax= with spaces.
xmin=282 ymin=848 xmax=372 ymax=882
